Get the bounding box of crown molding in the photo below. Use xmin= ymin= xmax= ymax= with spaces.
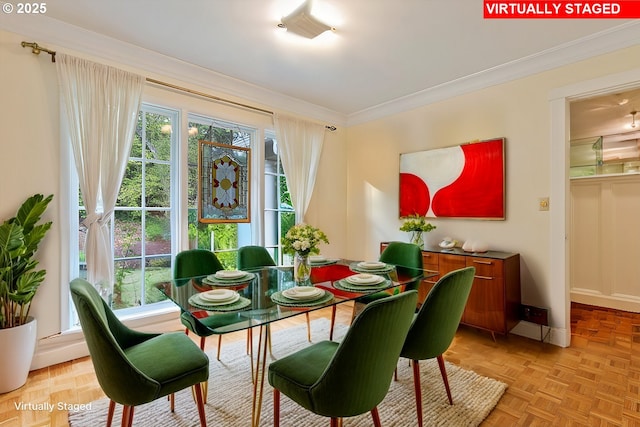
xmin=347 ymin=21 xmax=640 ymax=126
xmin=3 ymin=14 xmax=639 ymax=129
xmin=0 ymin=14 xmax=348 ymax=128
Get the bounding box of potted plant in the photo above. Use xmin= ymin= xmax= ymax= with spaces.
xmin=400 ymin=214 xmax=436 ymax=249
xmin=0 ymin=193 xmax=53 ymax=393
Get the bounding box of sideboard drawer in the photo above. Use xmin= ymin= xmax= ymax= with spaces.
xmin=466 ymin=257 xmax=504 ymax=278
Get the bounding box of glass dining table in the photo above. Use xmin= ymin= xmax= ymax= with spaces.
xmin=154 ymin=258 xmax=432 ymax=427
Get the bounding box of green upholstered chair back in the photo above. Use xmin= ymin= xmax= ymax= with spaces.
xmin=70 ymin=278 xmax=163 ymax=405
xmin=311 ymin=290 xmax=418 ymax=417
xmin=379 ymin=241 xmax=424 ymax=292
xmin=174 ymin=249 xmax=225 ymax=338
xmin=174 ymin=249 xmax=224 ymax=280
xmin=401 ymin=267 xmax=475 ymax=360
xmin=237 ymin=245 xmax=276 ymax=270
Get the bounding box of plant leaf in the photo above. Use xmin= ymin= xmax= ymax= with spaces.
xmin=15 ymin=194 xmax=53 ymax=236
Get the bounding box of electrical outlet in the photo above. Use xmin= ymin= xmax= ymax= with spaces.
xmin=520 ymin=304 xmax=549 ymax=326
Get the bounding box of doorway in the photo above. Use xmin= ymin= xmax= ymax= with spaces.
xmin=569 ymin=88 xmax=640 ymax=313
xmin=549 ymin=69 xmax=640 ymax=347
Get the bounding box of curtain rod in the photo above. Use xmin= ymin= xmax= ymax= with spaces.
xmin=20 ymin=40 xmax=337 ymax=131
xmin=147 ymin=78 xmax=337 ymax=131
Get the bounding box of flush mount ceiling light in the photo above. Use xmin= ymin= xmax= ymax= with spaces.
xmin=278 ymin=0 xmax=335 ymax=39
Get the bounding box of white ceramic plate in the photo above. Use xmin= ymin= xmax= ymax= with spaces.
xmin=214 ymin=270 xmax=246 ymax=279
xmin=357 ymin=261 xmax=386 ymax=270
xmin=200 ymin=289 xmax=237 ymax=302
xmin=309 ymin=255 xmax=326 ymax=263
xmin=197 ymin=293 xmax=240 ymax=306
xmin=282 ymin=287 xmax=324 ymax=301
xmin=345 ymin=273 xmax=384 ymax=285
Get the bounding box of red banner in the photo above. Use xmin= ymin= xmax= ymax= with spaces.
xmin=484 ymin=1 xmax=640 ymax=18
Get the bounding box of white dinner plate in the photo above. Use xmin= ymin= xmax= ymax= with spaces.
xmin=357 ymin=261 xmax=387 ymax=270
xmin=282 ymin=287 xmax=324 ymax=301
xmin=200 ymin=289 xmax=237 ymax=302
xmin=309 ymin=255 xmax=326 ymax=263
xmin=345 ymin=273 xmax=385 ymax=285
xmin=214 ymin=270 xmax=246 ymax=280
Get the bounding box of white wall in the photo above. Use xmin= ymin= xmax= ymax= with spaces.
xmin=345 ymin=45 xmax=640 ymax=345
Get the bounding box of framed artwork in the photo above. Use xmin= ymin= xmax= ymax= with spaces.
xmin=198 ymin=140 xmax=251 ymax=223
xmin=399 ymin=137 xmax=505 ymax=220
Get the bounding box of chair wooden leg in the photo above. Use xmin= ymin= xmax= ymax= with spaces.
xmin=330 ymin=306 xmax=337 ymax=340
xmin=121 ymin=405 xmax=134 ymax=427
xmin=330 ymin=418 xmax=339 ymax=427
xmin=412 ymin=360 xmax=423 ymax=427
xmin=306 ymin=312 xmax=311 ymax=341
xmin=106 ymin=400 xmax=115 ymax=427
xmin=170 ymin=393 xmax=175 ymax=412
xmin=216 ymin=335 xmax=222 ymax=360
xmin=273 ymin=388 xmax=280 ymax=427
xmin=193 ymin=382 xmax=207 ymax=427
xmin=371 ymin=407 xmax=382 ymax=427
xmin=436 ymin=354 xmax=453 ymax=405
xmin=199 ymin=336 xmax=206 ymax=351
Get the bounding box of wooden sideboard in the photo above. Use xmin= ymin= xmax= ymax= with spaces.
xmin=381 ymin=243 xmax=521 ymax=338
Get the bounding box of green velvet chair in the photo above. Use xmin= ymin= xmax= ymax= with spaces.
xmin=359 ymin=241 xmax=424 ymax=304
xmin=268 ymin=290 xmax=418 ymax=427
xmin=400 ymin=266 xmax=475 ymax=427
xmin=70 ymin=278 xmax=209 ymax=427
xmin=332 ymin=241 xmax=424 ymax=335
xmin=237 ymin=245 xmax=277 ymax=270
xmin=175 ymin=249 xmax=238 ymax=360
xmin=237 ymin=245 xmax=313 ymax=342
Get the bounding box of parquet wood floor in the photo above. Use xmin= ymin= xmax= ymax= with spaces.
xmin=1 ymin=302 xmax=640 ymax=426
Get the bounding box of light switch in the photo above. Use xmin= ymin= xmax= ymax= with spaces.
xmin=539 ymin=197 xmax=550 ymax=211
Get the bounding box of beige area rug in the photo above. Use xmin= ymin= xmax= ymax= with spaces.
xmin=69 ymin=319 xmax=506 ymax=426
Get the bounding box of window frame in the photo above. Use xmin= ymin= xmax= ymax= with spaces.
xmin=62 ymin=89 xmax=282 ymax=330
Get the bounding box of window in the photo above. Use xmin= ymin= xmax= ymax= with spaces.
xmin=68 ymin=100 xmax=290 ymax=323
xmin=186 ymin=115 xmax=255 ymax=268
xmin=77 ymin=104 xmax=177 ymax=311
xmin=264 ymin=132 xmax=295 ymax=265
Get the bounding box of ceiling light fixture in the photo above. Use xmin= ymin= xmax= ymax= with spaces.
xmin=631 ymin=110 xmax=638 ymax=129
xmin=278 ymin=0 xmax=335 ymax=39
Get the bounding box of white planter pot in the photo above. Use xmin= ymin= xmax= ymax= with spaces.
xmin=0 ymin=317 xmax=37 ymax=393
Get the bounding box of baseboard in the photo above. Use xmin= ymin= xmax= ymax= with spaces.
xmin=510 ymin=321 xmax=569 ymax=347
xmin=31 ymin=308 xmax=183 ymax=370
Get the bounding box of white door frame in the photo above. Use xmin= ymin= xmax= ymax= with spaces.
xmin=549 ymin=68 xmax=640 ymax=348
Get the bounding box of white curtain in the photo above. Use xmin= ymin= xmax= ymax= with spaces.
xmin=274 ymin=114 xmax=325 ymax=223
xmin=56 ymin=54 xmax=144 ymax=302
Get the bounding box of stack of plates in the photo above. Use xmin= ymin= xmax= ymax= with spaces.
xmin=309 ymin=255 xmax=339 ymax=266
xmin=198 ymin=289 xmax=240 ymax=305
xmin=213 ymin=270 xmax=246 ymax=280
xmin=357 ymin=261 xmax=387 ymax=270
xmin=203 ymin=270 xmax=254 ymax=286
xmin=345 ymin=273 xmax=385 ymax=286
xmin=281 ymin=287 xmax=325 ymax=301
xmin=334 ymin=273 xmax=389 ymax=293
xmin=350 ymin=261 xmax=394 ymax=274
xmin=271 ymin=286 xmax=333 ymax=307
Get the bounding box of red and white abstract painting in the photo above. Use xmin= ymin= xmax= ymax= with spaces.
xmin=399 ymin=138 xmax=505 ymax=219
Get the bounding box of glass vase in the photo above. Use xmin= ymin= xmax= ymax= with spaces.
xmin=294 ymin=252 xmax=312 ymax=284
xmin=410 ymin=230 xmax=424 ymax=249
